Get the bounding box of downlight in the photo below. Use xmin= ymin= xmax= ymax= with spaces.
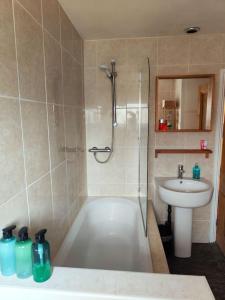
xmin=184 ymin=26 xmax=200 ymax=34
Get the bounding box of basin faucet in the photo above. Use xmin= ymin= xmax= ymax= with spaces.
xmin=178 ymin=164 xmax=185 ymax=179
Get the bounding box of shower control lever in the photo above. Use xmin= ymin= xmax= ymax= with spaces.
xmin=88 ymin=147 xmax=112 ymax=153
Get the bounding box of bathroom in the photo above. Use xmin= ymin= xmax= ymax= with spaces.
xmin=0 ymin=0 xmax=225 ymax=299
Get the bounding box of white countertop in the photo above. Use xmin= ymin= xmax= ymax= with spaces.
xmin=0 ymin=267 xmax=215 ymax=299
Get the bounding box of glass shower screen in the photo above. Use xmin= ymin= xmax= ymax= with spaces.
xmin=138 ymin=57 xmax=150 ymax=236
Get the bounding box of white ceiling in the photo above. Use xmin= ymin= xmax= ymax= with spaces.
xmin=58 ymin=0 xmax=225 ymax=40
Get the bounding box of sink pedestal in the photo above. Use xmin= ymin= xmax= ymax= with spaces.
xmin=174 ymin=207 xmax=193 ymax=258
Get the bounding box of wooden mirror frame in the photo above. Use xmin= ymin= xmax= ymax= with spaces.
xmin=155 ymin=74 xmax=215 ymax=132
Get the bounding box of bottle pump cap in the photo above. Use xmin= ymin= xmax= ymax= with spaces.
xmin=2 ymin=225 xmax=16 ymax=239
xmin=18 ymin=226 xmax=29 ymax=241
xmin=35 ymin=229 xmax=47 ymax=244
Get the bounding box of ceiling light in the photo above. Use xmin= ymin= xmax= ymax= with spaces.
xmin=184 ymin=26 xmax=200 ymax=34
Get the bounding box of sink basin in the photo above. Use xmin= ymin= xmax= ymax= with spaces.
xmin=159 ymin=178 xmax=213 ymax=208
xmin=157 ymin=177 xmax=213 ymax=258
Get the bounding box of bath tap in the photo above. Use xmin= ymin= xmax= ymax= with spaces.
xmin=178 ymin=164 xmax=185 ymax=179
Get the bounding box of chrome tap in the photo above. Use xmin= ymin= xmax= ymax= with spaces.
xmin=178 ymin=164 xmax=185 ymax=179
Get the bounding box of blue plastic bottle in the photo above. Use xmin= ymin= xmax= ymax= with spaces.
xmin=0 ymin=225 xmax=16 ymax=276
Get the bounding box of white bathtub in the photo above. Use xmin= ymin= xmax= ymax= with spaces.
xmin=54 ymin=197 xmax=152 ymax=273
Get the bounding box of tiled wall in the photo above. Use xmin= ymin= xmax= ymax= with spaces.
xmin=84 ymin=40 xmax=146 ymax=196
xmin=0 ymin=0 xmax=86 ymax=256
xmin=84 ymin=33 xmax=225 ymax=242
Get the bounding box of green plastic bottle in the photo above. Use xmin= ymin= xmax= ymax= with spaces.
xmin=15 ymin=227 xmax=32 ymax=279
xmin=32 ymin=229 xmax=52 ymax=283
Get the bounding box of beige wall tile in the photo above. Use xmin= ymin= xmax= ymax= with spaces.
xmin=44 ymin=32 xmax=62 ymax=104
xmin=125 ymin=167 xmax=139 ymax=184
xmin=124 ymin=148 xmax=139 ymax=168
xmin=193 ymin=204 xmax=211 ymax=221
xmin=62 ymin=49 xmax=74 ymax=105
xmin=96 ymin=39 xmax=127 ymax=66
xmin=98 ymin=163 xmax=125 ymax=185
xmin=42 ymin=0 xmax=60 ymax=41
xmin=154 ymin=154 xmax=185 ymax=177
xmin=0 ymin=0 xmax=18 ymax=97
xmin=183 ymin=132 xmax=214 ymax=149
xmin=86 ymin=107 xmax=112 ymax=147
xmin=157 ymin=36 xmax=190 ymax=65
xmin=192 ymin=220 xmax=210 ymax=243
xmin=117 ymin=82 xmax=139 ymax=108
xmin=14 ymin=2 xmax=45 ymax=101
xmin=189 ymin=34 xmax=223 ymax=65
xmin=99 ymin=184 xmax=125 ymax=196
xmin=155 ymin=132 xmax=185 ymax=148
xmin=73 ymin=28 xmax=83 ymax=63
xmin=124 ymin=184 xmax=138 ymax=196
xmin=126 ymin=108 xmax=139 ymax=147
xmin=0 ymin=97 xmax=25 ymax=205
xmin=62 ymin=50 xmax=82 ymax=106
xmin=84 ymin=68 xmax=97 ymax=109
xmin=96 ymin=79 xmax=111 ymax=110
xmin=0 ymin=192 xmax=29 ymax=233
xmin=51 ymin=162 xmax=69 ymax=245
xmin=73 ymin=61 xmax=83 ymax=107
xmin=60 ymin=7 xmax=73 ymax=55
xmin=84 ymin=41 xmax=96 ymax=68
xmin=21 ymin=101 xmax=50 ymax=185
xmin=64 ymin=106 xmax=77 ymax=149
xmin=28 ymin=174 xmax=53 ymax=237
xmin=17 ymin=0 xmax=41 ymax=23
xmin=66 ymin=159 xmax=78 ymax=209
xmin=126 ymin=38 xmax=157 ymax=66
xmin=48 ymin=104 xmax=65 ymax=168
xmin=157 ymin=65 xmax=188 ymax=76
xmin=114 ymin=109 xmax=126 ymax=146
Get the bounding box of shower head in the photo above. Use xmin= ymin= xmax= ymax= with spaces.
xmin=99 ymin=64 xmax=112 ymax=78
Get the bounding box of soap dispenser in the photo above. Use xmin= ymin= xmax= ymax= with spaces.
xmin=0 ymin=225 xmax=16 ymax=276
xmin=32 ymin=229 xmax=52 ymax=283
xmin=15 ymin=227 xmax=32 ymax=279
xmin=192 ymin=163 xmax=201 ymax=180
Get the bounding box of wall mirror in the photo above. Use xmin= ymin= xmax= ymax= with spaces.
xmin=155 ymin=74 xmax=215 ymax=132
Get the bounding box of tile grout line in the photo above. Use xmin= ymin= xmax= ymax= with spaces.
xmin=11 ymin=0 xmax=31 ymax=227
xmin=0 ymin=93 xmax=91 ymax=109
xmin=40 ymin=0 xmax=54 ymax=228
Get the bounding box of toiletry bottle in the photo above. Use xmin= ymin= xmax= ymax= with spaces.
xmin=0 ymin=225 xmax=16 ymax=276
xmin=192 ymin=163 xmax=201 ymax=180
xmin=15 ymin=227 xmax=32 ymax=279
xmin=32 ymin=229 xmax=52 ymax=283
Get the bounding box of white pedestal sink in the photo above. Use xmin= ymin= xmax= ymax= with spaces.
xmin=157 ymin=178 xmax=213 ymax=258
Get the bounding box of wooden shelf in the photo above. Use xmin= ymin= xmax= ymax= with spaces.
xmin=155 ymin=149 xmax=213 ymax=158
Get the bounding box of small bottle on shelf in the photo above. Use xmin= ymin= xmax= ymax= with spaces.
xmin=192 ymin=163 xmax=201 ymax=180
